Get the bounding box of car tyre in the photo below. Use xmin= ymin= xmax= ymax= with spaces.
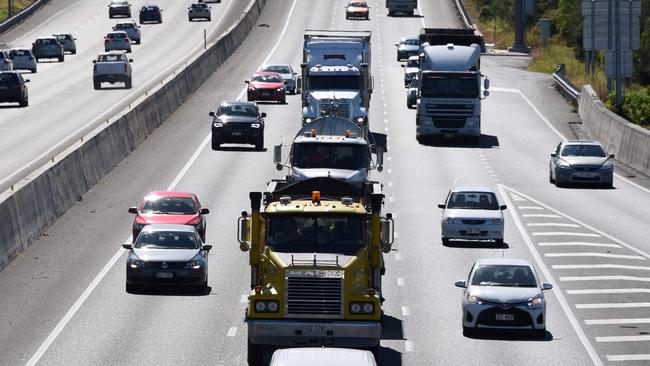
xmin=125 ymin=283 xmax=139 ymax=293
xmin=495 ymin=238 xmax=504 ymax=245
xmin=281 ymin=96 xmax=286 ymax=104
xmin=31 ymin=68 xmax=37 ymax=73
xmin=19 ymin=97 xmax=28 ymax=107
xmin=442 ymin=237 xmax=449 ymax=246
xmin=534 ymin=328 xmax=546 ymax=338
xmin=125 ymin=77 xmax=133 ymax=89
xmin=93 ymin=80 xmax=101 ymax=90
xmin=208 ymin=16 xmax=212 ymax=21
xmin=58 ymin=55 xmax=64 ymax=62
xmin=211 ymin=138 xmax=221 ymax=150
xmin=463 ymin=326 xmax=476 ymax=337
xmin=255 ymin=138 xmax=264 ymax=151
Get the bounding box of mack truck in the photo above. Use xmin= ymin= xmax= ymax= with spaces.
xmin=301 ymin=30 xmax=373 ymax=128
xmin=385 ymin=0 xmax=417 ymax=16
xmin=237 ymin=177 xmax=394 ymax=365
xmin=273 ymin=116 xmax=386 ymax=186
xmin=415 ymin=28 xmax=489 ymax=144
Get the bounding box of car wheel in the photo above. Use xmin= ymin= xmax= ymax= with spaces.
xmin=554 ymin=176 xmax=562 ymax=187
xmin=31 ymin=68 xmax=37 ymax=73
xmin=208 ymin=16 xmax=212 ymax=21
xmin=93 ymin=80 xmax=101 ymax=90
xmin=19 ymin=97 xmax=28 ymax=107
xmin=58 ymin=55 xmax=64 ymax=62
xmin=126 ymin=283 xmax=138 ymax=293
xmin=442 ymin=237 xmax=449 ymax=246
xmin=416 ymin=134 xmax=424 ymax=144
xmin=188 ymin=16 xmax=192 ymax=21
xmin=281 ymin=97 xmax=286 ymax=104
xmin=255 ymin=138 xmax=264 ymax=151
xmin=549 ymin=170 xmax=554 ymax=184
xmin=127 ymin=48 xmax=132 ymax=53
xmin=466 ymin=135 xmax=480 ymax=145
xmin=463 ymin=326 xmax=476 ymax=337
xmin=211 ymin=137 xmax=221 ymax=150
xmin=125 ymin=77 xmax=133 ymax=89
xmin=495 ymin=238 xmax=504 ymax=245
xmin=534 ymin=328 xmax=546 ymax=338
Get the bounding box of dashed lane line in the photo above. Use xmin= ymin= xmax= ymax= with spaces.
xmin=227 ymin=326 xmax=238 ymax=337
xmin=585 ymin=318 xmax=650 ymax=325
xmin=576 ymin=302 xmax=650 ymax=309
xmin=567 ymin=288 xmax=650 ymax=295
xmin=607 ymin=354 xmax=650 ymax=362
xmin=401 ymin=306 xmax=410 ymax=317
xmin=533 ymin=232 xmax=601 ymax=238
xmin=524 ymin=214 xmax=562 ymax=219
xmin=527 ymin=223 xmax=581 ymax=228
xmin=540 ymin=242 xmax=621 ymax=249
xmin=553 ymin=264 xmax=650 ymax=271
xmin=561 ymin=275 xmax=650 ymax=282
xmin=404 ymin=341 xmax=414 ymax=352
xmin=518 ymin=206 xmax=543 ymax=210
xmin=546 ymin=253 xmax=644 ymax=260
xmin=596 ymin=335 xmax=650 ymax=342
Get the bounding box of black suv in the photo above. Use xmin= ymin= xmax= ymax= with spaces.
xmin=210 ymin=101 xmax=266 ymax=150
xmin=139 ymin=5 xmax=162 ymax=23
xmin=0 ymin=71 xmax=29 ymax=107
xmin=109 ymin=0 xmax=131 ymax=18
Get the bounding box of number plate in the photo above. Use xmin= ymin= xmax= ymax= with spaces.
xmin=466 ymin=228 xmax=480 ymax=235
xmin=443 ymin=133 xmax=454 ymax=138
xmin=156 ymin=272 xmax=174 ymax=278
xmin=231 ymin=131 xmax=242 ymax=136
xmin=576 ymin=172 xmax=595 ymax=178
xmin=261 ymin=92 xmax=271 ymax=97
xmin=303 ymin=324 xmax=327 ymax=336
xmin=496 ymin=313 xmax=514 ymax=321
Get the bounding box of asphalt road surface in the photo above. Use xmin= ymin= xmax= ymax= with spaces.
xmin=1 ymin=0 xmax=650 ymax=365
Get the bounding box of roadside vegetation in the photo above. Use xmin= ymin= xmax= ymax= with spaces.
xmin=464 ymin=0 xmax=650 ymax=128
xmin=0 ymin=0 xmax=36 ymax=23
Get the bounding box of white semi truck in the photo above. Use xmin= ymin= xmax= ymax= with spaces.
xmin=415 ymin=28 xmax=489 ymax=144
xmin=301 ymin=30 xmax=373 ymax=128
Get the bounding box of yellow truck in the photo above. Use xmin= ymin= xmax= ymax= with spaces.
xmin=237 ymin=177 xmax=394 ymax=365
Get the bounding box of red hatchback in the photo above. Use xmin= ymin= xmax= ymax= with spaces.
xmin=246 ymin=72 xmax=286 ymax=104
xmin=128 ymin=191 xmax=210 ymax=242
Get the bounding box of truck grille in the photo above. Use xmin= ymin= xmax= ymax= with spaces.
xmin=286 ymin=277 xmax=343 ymax=317
xmin=425 ymin=103 xmax=474 ymax=129
xmin=319 ymin=102 xmax=351 ymax=120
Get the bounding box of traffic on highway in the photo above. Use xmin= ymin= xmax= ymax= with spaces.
xmin=1 ymin=0 xmax=649 ymax=365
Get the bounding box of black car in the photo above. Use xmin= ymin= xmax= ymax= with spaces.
xmin=0 ymin=71 xmax=29 ymax=107
xmin=139 ymin=5 xmax=162 ymax=23
xmin=109 ymin=0 xmax=131 ymax=18
xmin=211 ymin=101 xmax=266 ymax=150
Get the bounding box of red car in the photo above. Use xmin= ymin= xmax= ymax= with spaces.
xmin=246 ymin=72 xmax=286 ymax=104
xmin=128 ymin=191 xmax=210 ymax=242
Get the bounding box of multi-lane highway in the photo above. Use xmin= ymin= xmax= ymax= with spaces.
xmin=1 ymin=0 xmax=650 ymax=365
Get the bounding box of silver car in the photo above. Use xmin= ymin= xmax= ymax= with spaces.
xmin=122 ymin=224 xmax=212 ymax=293
xmin=455 ymin=258 xmax=553 ymax=337
xmin=104 ymin=31 xmax=132 ymax=52
xmin=438 ymin=186 xmax=506 ymax=245
xmin=406 ymin=77 xmax=417 ymax=109
xmin=259 ymin=64 xmax=299 ymax=94
xmin=32 ymin=37 xmax=64 ymax=62
xmin=549 ymin=140 xmax=615 ymax=188
xmin=9 ymin=49 xmax=36 ymax=73
xmin=395 ymin=36 xmax=419 ymax=61
xmin=401 ymin=55 xmax=419 ymax=87
xmin=0 ymin=50 xmax=13 ymax=71
xmin=113 ymin=21 xmax=141 ymax=44
xmin=188 ymin=3 xmax=211 ymax=21
xmin=270 ymin=348 xmax=377 ymax=366
xmin=53 ymin=33 xmax=77 ymax=54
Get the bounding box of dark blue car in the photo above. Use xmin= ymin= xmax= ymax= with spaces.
xmin=139 ymin=5 xmax=162 ymax=24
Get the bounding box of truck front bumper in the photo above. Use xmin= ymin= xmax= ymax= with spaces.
xmin=247 ymin=319 xmax=381 ymax=348
xmin=416 ymin=117 xmax=480 ymax=137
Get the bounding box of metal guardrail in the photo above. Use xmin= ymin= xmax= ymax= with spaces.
xmin=0 ymin=0 xmax=49 ymax=34
xmin=454 ymin=0 xmax=475 ymax=30
xmin=552 ymin=64 xmax=581 ymax=105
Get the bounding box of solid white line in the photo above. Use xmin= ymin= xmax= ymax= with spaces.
xmin=586 ymin=318 xmax=650 ymax=325
xmin=562 ymin=275 xmax=650 ymax=282
xmin=553 ymin=264 xmax=650 ymax=271
xmin=576 ymin=302 xmax=650 ymax=309
xmin=241 ymin=294 xmax=249 ymax=303
xmin=404 ymin=341 xmax=414 ymax=352
xmin=528 ymin=223 xmax=581 ymax=228
xmin=510 ymin=194 xmax=525 ymax=201
xmin=547 ymin=253 xmax=644 ymax=260
xmin=401 ymin=306 xmax=410 ymax=316
xmin=523 ymin=214 xmax=562 ymax=218
xmin=227 ymin=326 xmax=238 ymax=337
xmin=567 ymin=288 xmax=650 ymax=295
xmin=539 ymin=242 xmax=621 ymax=249
xmin=607 ymin=354 xmax=650 ymax=361
xmin=417 ymin=0 xmax=426 ymax=27
xmin=518 ymin=206 xmax=543 ymax=210
xmin=497 ymin=185 xmax=603 ymax=366
xmin=533 ymin=232 xmax=600 ymax=237
xmin=596 ymin=335 xmax=650 ymax=342
xmin=397 ymin=278 xmax=405 ymax=287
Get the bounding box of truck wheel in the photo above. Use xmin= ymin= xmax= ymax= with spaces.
xmin=125 ymin=77 xmax=133 ymax=89
xmin=93 ymin=80 xmax=101 ymax=90
xmin=247 ymin=340 xmax=268 ymax=366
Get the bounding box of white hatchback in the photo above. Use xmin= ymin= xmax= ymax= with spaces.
xmin=9 ymin=49 xmax=37 ymax=73
xmin=270 ymin=348 xmax=377 ymax=366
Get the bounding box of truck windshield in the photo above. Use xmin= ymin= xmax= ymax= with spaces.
xmin=310 ymin=75 xmax=360 ymax=90
xmin=421 ymin=75 xmax=479 ymax=98
xmin=267 ymin=215 xmax=365 ymax=255
xmin=292 ymin=143 xmax=369 ymax=170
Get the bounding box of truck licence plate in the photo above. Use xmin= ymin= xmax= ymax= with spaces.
xmin=303 ymin=324 xmax=327 ymax=336
xmin=496 ymin=313 xmax=514 ymax=321
xmin=156 ymin=272 xmax=174 ymax=278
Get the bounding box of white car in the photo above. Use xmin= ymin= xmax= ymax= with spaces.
xmin=9 ymin=49 xmax=36 ymax=73
xmin=259 ymin=64 xmax=299 ymax=94
xmin=401 ymin=55 xmax=419 ymax=87
xmin=104 ymin=31 xmax=132 ymax=52
xmin=270 ymin=348 xmax=377 ymax=366
xmin=438 ymin=186 xmax=506 ymax=245
xmin=455 ymin=258 xmax=553 ymax=337
xmin=0 ymin=50 xmax=14 ymax=71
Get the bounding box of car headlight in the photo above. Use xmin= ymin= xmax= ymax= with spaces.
xmin=445 ymin=218 xmax=462 ymax=225
xmin=304 ymin=117 xmax=313 ymax=124
xmin=466 ymin=294 xmax=483 ymax=305
xmin=528 ymin=295 xmax=543 ymax=307
xmin=213 ymin=121 xmax=223 ymax=128
xmin=276 ymin=87 xmax=284 ymax=91
xmin=254 ymin=300 xmax=280 ymax=313
xmin=349 ymin=302 xmax=375 ymax=314
xmin=248 ymin=86 xmax=256 ymax=90
xmin=250 ymin=123 xmax=261 ymax=129
xmin=599 ymin=162 xmax=613 ymax=171
xmin=128 ymin=255 xmax=147 ymax=269
xmin=487 ymin=218 xmax=503 ymax=225
xmin=556 ymin=159 xmax=572 ymax=168
xmin=185 ymin=253 xmax=203 ymax=269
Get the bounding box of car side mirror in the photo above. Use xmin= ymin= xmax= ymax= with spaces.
xmin=437 ymin=203 xmax=446 ymax=209
xmin=454 ymin=280 xmax=466 ymax=288
xmin=128 ymin=59 xmax=133 ymax=62
xmin=25 ymin=79 xmax=30 ymax=83
xmin=400 ymin=64 xmax=405 ymax=68
xmin=550 ymin=153 xmax=557 ymax=158
xmin=128 ymin=207 xmax=138 ymax=214
xmin=202 ymin=244 xmax=212 ymax=251
xmin=260 ymin=112 xmax=267 ymax=118
xmin=209 ymin=111 xmax=215 ymax=117
xmin=122 ymin=243 xmax=133 ymax=249
xmin=244 ymin=80 xmax=250 ymax=84
xmin=284 ymin=80 xmax=288 ymax=84
xmin=394 ymin=43 xmax=399 ymax=47
xmin=92 ymin=60 xmax=97 ymax=64
xmin=608 ymin=154 xmax=615 ymax=159
xmin=542 ymin=283 xmax=553 ymax=291
xmin=200 ymin=208 xmax=210 ymax=214
xmin=500 ymin=205 xmax=507 ymax=210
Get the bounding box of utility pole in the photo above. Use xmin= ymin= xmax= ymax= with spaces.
xmin=508 ymin=0 xmax=530 ymax=53
xmin=8 ymin=0 xmax=14 ymax=18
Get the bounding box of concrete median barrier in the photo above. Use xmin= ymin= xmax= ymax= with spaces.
xmin=0 ymin=0 xmax=267 ymax=271
xmin=579 ymin=85 xmax=650 ymax=175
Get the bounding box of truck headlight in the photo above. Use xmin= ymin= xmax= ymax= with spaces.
xmin=356 ymin=117 xmax=365 ymax=124
xmin=350 ymin=302 xmax=374 ymax=314
xmin=528 ymin=296 xmax=543 ymax=307
xmin=254 ymin=300 xmax=280 ymax=313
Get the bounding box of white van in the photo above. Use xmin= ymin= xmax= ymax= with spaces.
xmin=269 ymin=347 xmax=377 ymax=366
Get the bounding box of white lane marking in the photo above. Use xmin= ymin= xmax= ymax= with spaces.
xmin=497 ymin=184 xmax=603 ymax=366
xmin=510 ymin=194 xmax=525 ymax=201
xmin=25 ymin=0 xmax=300 ymax=364
xmin=12 ymin=2 xmax=80 ymax=43
xmin=539 ymin=242 xmax=621 ymax=248
xmin=607 ymin=354 xmax=650 ymax=362
xmin=586 ymin=318 xmax=650 ymax=325
xmin=227 ymin=326 xmax=238 ymax=337
xmin=547 ymin=253 xmax=644 ymax=260
xmin=404 ymin=341 xmax=414 ymax=352
xmin=401 ymin=306 xmax=410 ymax=316
xmin=524 ymin=214 xmax=562 ymax=218
xmin=534 ymin=232 xmax=601 ymax=237
xmin=567 ymin=288 xmax=650 ymax=295
xmin=576 ymin=302 xmax=650 ymax=309
xmin=417 ymin=0 xmax=425 ymax=27
xmin=562 ymin=275 xmax=650 ymax=282
xmin=518 ymin=206 xmax=543 ymax=210
xmin=397 ymin=278 xmax=405 ymax=287
xmin=490 ymin=87 xmax=650 ymax=195
xmin=527 ymin=223 xmax=581 ymax=228
xmin=240 ymin=294 xmax=248 ymax=303
xmin=395 ymin=252 xmax=402 ymax=261
xmin=596 ymin=335 xmax=650 ymax=342
xmin=553 ymin=264 xmax=650 ymax=271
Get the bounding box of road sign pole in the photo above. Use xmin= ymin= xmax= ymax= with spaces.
xmin=615 ymin=0 xmax=622 ymax=107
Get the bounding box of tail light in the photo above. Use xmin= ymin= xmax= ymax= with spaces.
xmin=123 ymin=64 xmax=128 ymax=73
xmin=125 ymin=37 xmax=130 ymax=42
xmin=104 ymin=38 xmax=109 ymax=43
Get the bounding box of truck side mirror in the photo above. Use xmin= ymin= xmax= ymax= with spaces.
xmin=237 ymin=213 xmax=250 ymax=251
xmin=381 ymin=213 xmax=395 ymax=253
xmin=484 ymin=78 xmax=490 ymax=90
xmin=273 ymin=144 xmax=282 ymax=168
xmin=376 ymin=147 xmax=383 ymax=172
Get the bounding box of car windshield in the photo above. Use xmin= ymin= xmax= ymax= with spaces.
xmin=403 ymin=38 xmax=419 ymax=46
xmin=217 ymin=104 xmax=258 ymax=117
xmin=0 ymin=73 xmax=19 ymax=85
xmin=262 ymin=65 xmax=290 ymax=74
xmin=141 ymin=196 xmax=197 ymax=214
xmin=267 ymin=215 xmax=365 ymax=255
xmin=54 ymin=34 xmax=71 ymax=40
xmin=9 ymin=50 xmax=30 ymax=57
xmin=471 ymin=265 xmax=537 ymax=287
xmin=252 ymin=74 xmax=282 ymax=83
xmin=309 ymin=75 xmax=360 ymax=90
xmin=421 ymin=74 xmax=479 ymax=98
xmin=447 ymin=191 xmax=499 ymax=210
xmin=135 ymin=231 xmax=199 ymax=249
xmin=406 ymin=59 xmax=419 ymax=68
xmin=191 ymin=3 xmax=207 ymax=8
xmin=561 ymin=144 xmax=606 ymax=157
xmin=112 ymin=1 xmax=129 ymax=5
xmin=292 ymin=143 xmax=369 ymax=170
xmin=98 ymin=54 xmax=124 ymax=62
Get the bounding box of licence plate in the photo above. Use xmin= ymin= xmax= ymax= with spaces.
xmin=466 ymin=228 xmax=480 ymax=235
xmin=496 ymin=313 xmax=514 ymax=321
xmin=231 ymin=131 xmax=242 ymax=136
xmin=303 ymin=324 xmax=327 ymax=336
xmin=576 ymin=172 xmax=595 ymax=178
xmin=261 ymin=92 xmax=270 ymax=96
xmin=156 ymin=272 xmax=174 ymax=278
xmin=443 ymin=133 xmax=454 ymax=138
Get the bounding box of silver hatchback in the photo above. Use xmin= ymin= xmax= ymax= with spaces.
xmin=549 ymin=140 xmax=614 ymax=188
xmin=188 ymin=3 xmax=211 ymax=21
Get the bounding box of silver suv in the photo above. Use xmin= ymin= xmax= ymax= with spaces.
xmin=32 ymin=37 xmax=64 ymax=62
xmin=113 ymin=21 xmax=141 ymax=45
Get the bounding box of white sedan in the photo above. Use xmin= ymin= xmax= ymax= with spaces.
xmin=438 ymin=186 xmax=506 ymax=245
xmin=455 ymin=258 xmax=553 ymax=337
xmin=9 ymin=49 xmax=37 ymax=73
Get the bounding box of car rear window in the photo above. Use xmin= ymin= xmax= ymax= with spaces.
xmin=262 ymin=65 xmax=291 ymax=74
xmin=403 ymin=39 xmax=419 ymax=46
xmin=447 ymin=191 xmax=499 ymax=210
xmin=142 ymin=196 xmax=197 ymax=214
xmin=0 ymin=73 xmax=19 ymax=85
xmin=98 ymin=54 xmax=124 ymax=62
xmin=134 ymin=231 xmax=199 ymax=249
xmin=36 ymin=38 xmax=55 ymax=45
xmin=10 ymin=50 xmax=30 ymax=57
xmin=108 ymin=33 xmax=126 ymax=39
xmin=115 ymin=23 xmax=134 ymax=29
xmin=471 ymin=265 xmax=537 ymax=288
